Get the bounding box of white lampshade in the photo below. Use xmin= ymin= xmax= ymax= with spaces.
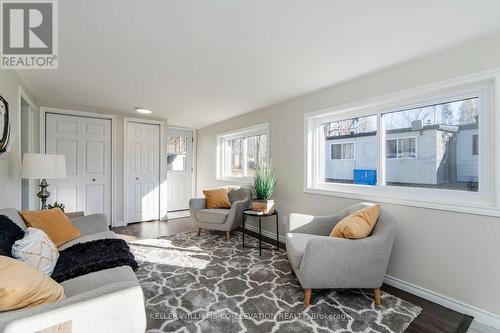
xmin=21 ymin=153 xmax=66 ymax=179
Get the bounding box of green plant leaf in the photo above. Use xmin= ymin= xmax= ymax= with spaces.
xmin=251 ymin=164 xmax=276 ymax=200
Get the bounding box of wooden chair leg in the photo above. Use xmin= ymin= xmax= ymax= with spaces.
xmin=304 ymin=288 xmax=312 ymax=307
xmin=373 ymin=287 xmax=381 ymax=305
xmin=197 ymin=228 xmax=201 ymax=237
xmin=225 ymin=231 xmax=231 ymax=240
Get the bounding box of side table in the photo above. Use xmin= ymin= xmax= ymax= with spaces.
xmin=242 ymin=209 xmax=279 ymax=256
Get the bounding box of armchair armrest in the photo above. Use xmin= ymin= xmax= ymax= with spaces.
xmin=71 ymin=214 xmax=109 ymax=236
xmin=226 ymin=198 xmax=251 ymax=229
xmin=189 ymin=198 xmax=206 ymax=212
xmin=289 ymin=213 xmax=341 ymax=236
xmin=0 ymin=281 xmax=146 ymax=333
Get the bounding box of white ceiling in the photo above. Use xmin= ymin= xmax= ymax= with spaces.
xmin=18 ymin=0 xmax=500 ymax=129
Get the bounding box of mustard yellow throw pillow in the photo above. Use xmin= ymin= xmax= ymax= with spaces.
xmin=330 ymin=205 xmax=381 ymax=239
xmin=19 ymin=208 xmax=81 ymax=247
xmin=0 ymin=256 xmax=65 ymax=311
xmin=203 ymin=188 xmax=232 ymax=209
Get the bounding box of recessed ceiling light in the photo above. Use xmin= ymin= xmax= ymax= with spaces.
xmin=135 ymin=107 xmax=152 ymax=114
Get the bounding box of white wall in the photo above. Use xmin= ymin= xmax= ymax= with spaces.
xmin=0 ymin=70 xmax=38 ymax=209
xmin=196 ymin=35 xmax=500 ymax=317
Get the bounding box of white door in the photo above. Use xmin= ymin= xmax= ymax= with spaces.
xmin=166 ymin=128 xmax=193 ymax=211
xmin=125 ymin=122 xmax=160 ymax=223
xmin=45 ymin=113 xmax=112 ymax=224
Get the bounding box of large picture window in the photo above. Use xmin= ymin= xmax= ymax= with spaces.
xmin=217 ymin=123 xmax=269 ymax=181
xmin=305 ymin=79 xmax=497 ymax=215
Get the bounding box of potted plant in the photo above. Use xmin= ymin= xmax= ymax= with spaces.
xmin=251 ymin=165 xmax=276 ymax=214
xmin=47 ymin=201 xmax=65 ymax=212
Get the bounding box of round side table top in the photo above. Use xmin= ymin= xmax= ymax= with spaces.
xmin=243 ymin=209 xmax=278 ymax=217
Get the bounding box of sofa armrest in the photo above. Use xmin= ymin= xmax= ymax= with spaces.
xmin=298 ymin=234 xmax=394 ymax=288
xmin=0 ymin=281 xmax=146 ymax=333
xmin=288 ymin=213 xmax=341 ymax=236
xmin=71 ymin=214 xmax=109 ymax=236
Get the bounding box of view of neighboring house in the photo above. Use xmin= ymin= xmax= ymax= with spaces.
xmin=324 ymin=99 xmax=479 ymax=191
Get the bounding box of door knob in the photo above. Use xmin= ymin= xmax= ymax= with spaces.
xmin=92 ymin=178 xmax=96 ymax=182
xmin=136 ymin=177 xmax=139 ymax=180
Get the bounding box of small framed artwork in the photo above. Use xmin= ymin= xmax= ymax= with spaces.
xmin=0 ymin=96 xmax=10 ymax=154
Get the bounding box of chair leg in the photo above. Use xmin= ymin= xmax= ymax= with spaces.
xmin=304 ymin=288 xmax=312 ymax=307
xmin=225 ymin=231 xmax=231 ymax=240
xmin=373 ymin=287 xmax=381 ymax=305
xmin=197 ymin=228 xmax=201 ymax=237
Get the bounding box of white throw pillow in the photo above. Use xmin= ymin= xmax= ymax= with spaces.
xmin=11 ymin=227 xmax=59 ymax=275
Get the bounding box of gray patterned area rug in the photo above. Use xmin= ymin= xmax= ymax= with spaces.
xmin=129 ymin=231 xmax=421 ymax=333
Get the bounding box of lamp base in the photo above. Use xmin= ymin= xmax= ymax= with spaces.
xmin=37 ymin=179 xmax=50 ymax=210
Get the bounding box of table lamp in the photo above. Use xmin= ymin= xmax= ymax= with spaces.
xmin=21 ymin=153 xmax=66 ymax=209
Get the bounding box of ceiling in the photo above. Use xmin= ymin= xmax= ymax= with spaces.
xmin=17 ymin=0 xmax=500 ymax=129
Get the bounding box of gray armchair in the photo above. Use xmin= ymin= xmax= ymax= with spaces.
xmin=286 ymin=203 xmax=396 ymax=307
xmin=189 ymin=186 xmax=252 ymax=240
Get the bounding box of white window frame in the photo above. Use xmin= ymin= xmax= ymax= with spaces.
xmin=386 ymin=137 xmax=417 ymax=159
xmin=330 ymin=142 xmax=355 ymax=160
xmin=217 ymin=123 xmax=270 ymax=183
xmin=305 ymin=72 xmax=500 ymax=216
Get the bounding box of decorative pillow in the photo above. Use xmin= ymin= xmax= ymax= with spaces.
xmin=0 ymin=255 xmax=65 ymax=311
xmin=203 ymin=188 xmax=232 ymax=209
xmin=19 ymin=208 xmax=81 ymax=247
xmin=12 ymin=227 xmax=59 ymax=275
xmin=330 ymin=205 xmax=381 ymax=239
xmin=0 ymin=215 xmax=25 ymax=257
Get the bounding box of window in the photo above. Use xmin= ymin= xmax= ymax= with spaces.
xmin=167 ymin=136 xmax=187 ymax=171
xmin=306 ymin=79 xmax=498 ymax=215
xmin=331 ymin=142 xmax=354 ymax=160
xmin=386 ymin=138 xmax=417 ymax=159
xmin=217 ymin=123 xmax=269 ymax=180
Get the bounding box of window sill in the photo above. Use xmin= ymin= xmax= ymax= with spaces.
xmin=217 ymin=176 xmax=253 ymax=185
xmin=304 ymin=184 xmax=500 ymax=217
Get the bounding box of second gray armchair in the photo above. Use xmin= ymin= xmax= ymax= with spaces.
xmin=286 ymin=203 xmax=396 ymax=307
xmin=189 ymin=186 xmax=252 ymax=240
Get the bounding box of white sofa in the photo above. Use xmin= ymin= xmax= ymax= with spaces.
xmin=0 ymin=208 xmax=146 ymax=333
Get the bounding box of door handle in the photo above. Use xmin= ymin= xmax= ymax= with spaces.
xmin=92 ymin=178 xmax=96 ymax=182
xmin=136 ymin=177 xmax=139 ymax=180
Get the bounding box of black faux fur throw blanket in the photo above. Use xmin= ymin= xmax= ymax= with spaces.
xmin=51 ymin=238 xmax=138 ymax=283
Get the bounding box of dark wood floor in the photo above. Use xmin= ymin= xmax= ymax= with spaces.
xmin=112 ymin=218 xmax=473 ymax=333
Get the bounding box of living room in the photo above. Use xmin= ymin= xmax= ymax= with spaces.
xmin=1 ymin=1 xmax=500 ymax=333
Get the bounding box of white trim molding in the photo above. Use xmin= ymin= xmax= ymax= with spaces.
xmin=384 ymin=275 xmax=500 ymax=329
xmin=304 ymin=70 xmax=500 ymax=217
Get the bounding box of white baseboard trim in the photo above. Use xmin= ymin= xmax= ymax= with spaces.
xmin=384 ymin=275 xmax=500 ymax=329
xmin=243 ymin=224 xmax=286 ymax=243
xmin=112 ymin=220 xmax=126 ymax=227
xmin=167 ymin=210 xmax=190 ymax=219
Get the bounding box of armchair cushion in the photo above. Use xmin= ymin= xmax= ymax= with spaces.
xmin=330 ymin=204 xmax=381 ymax=239
xmin=203 ymin=189 xmax=231 ymax=209
xmin=286 ymin=233 xmax=320 ymax=269
xmin=195 ymin=209 xmax=229 ymax=224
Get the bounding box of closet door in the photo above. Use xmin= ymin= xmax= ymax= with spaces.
xmin=125 ymin=122 xmax=160 ymax=223
xmin=45 ymin=113 xmax=112 ymax=224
